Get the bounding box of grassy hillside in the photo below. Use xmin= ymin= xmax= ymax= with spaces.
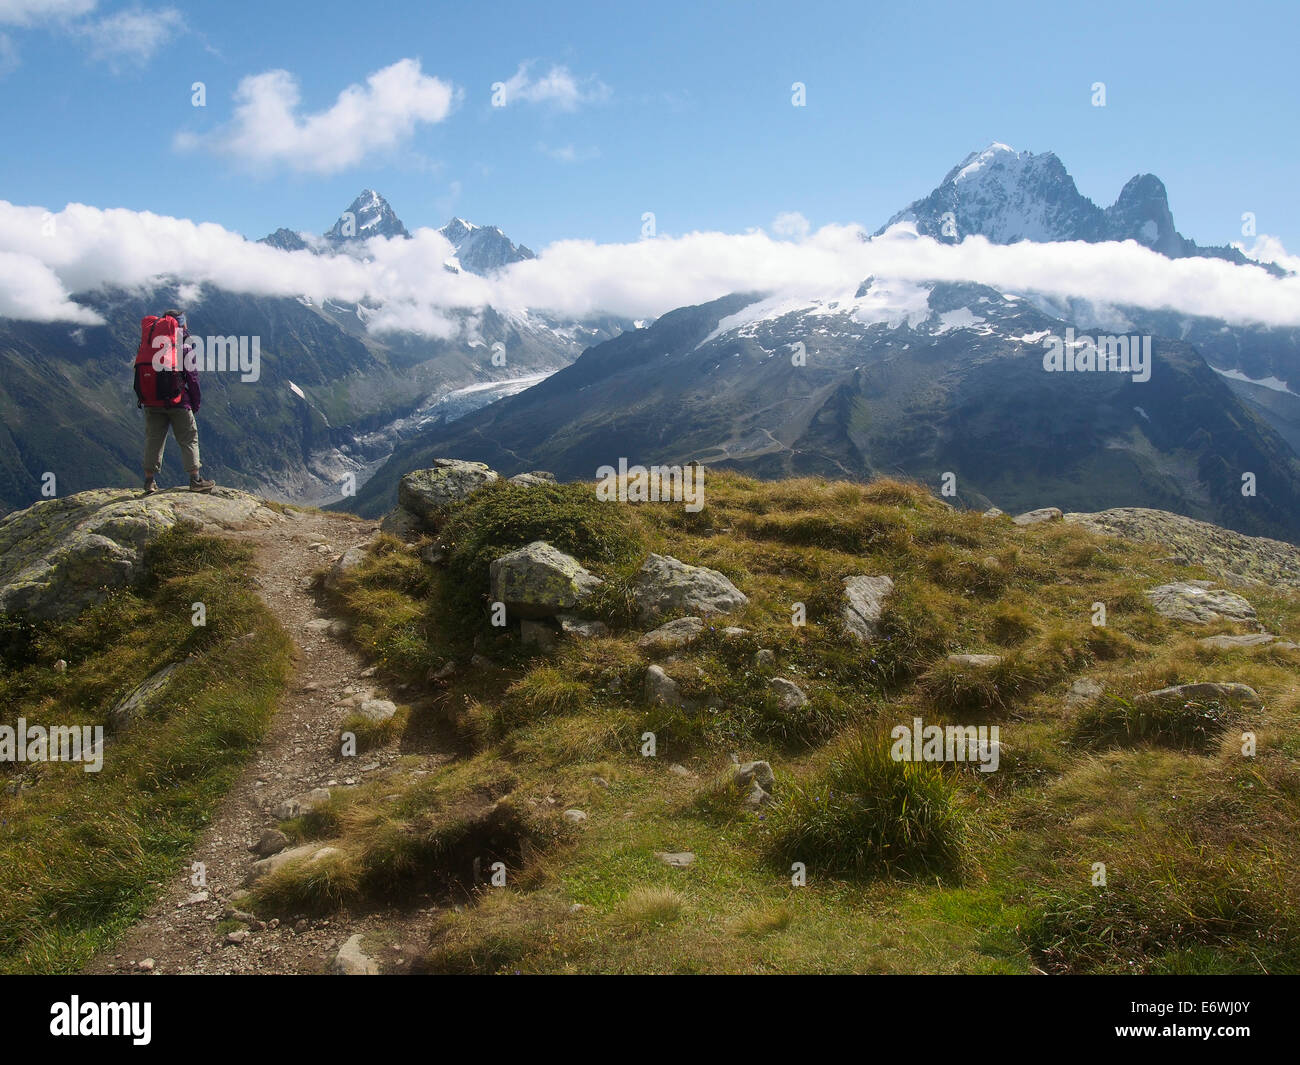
xmin=258 ymin=472 xmax=1300 ymax=974
xmin=0 ymin=526 xmax=293 ymax=973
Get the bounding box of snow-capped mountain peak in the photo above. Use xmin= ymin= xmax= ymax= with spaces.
xmin=325 ymin=189 xmax=410 ymax=243
xmin=437 ymin=217 xmax=535 ymax=276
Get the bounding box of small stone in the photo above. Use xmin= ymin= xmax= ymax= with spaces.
xmin=251 ymin=828 xmax=289 ymax=857
xmin=358 ymin=698 xmax=397 ymax=724
xmin=667 ymin=763 xmax=692 ymax=778
xmin=272 ymin=787 xmax=331 ymax=821
xmin=359 ymin=665 xmax=377 ymax=678
xmin=734 ymin=760 xmax=775 ymax=791
xmin=562 ymin=809 xmax=587 ymax=824
xmin=138 ymin=958 xmax=155 ymax=972
xmin=654 ymin=851 xmax=695 ymax=868
xmin=225 ymin=930 xmax=248 ymax=945
xmin=754 ymin=649 xmax=775 ymax=667
xmin=53 ymin=659 xmax=67 ymax=673
xmin=332 ymin=933 xmax=379 ymax=975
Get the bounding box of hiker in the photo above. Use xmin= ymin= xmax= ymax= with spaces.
xmin=132 ymin=308 xmax=216 ymax=494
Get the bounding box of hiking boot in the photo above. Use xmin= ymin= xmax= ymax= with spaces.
xmin=188 ymin=473 xmax=216 ymax=494
xmin=143 ymin=476 xmax=159 ymax=495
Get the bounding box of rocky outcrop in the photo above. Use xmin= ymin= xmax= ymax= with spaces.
xmin=489 ymin=541 xmax=603 ymax=619
xmin=397 ymin=460 xmax=498 ymax=528
xmin=1145 ymin=582 xmax=1257 ymax=625
xmin=1065 ymin=507 xmax=1300 ymax=589
xmin=632 ymin=554 xmax=747 ymax=623
xmin=0 ymin=487 xmax=279 ymax=621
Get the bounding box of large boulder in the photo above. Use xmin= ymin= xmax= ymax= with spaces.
xmin=397 ymin=460 xmax=498 ymax=528
xmin=632 ymin=554 xmax=747 ymax=623
xmin=489 ymin=541 xmax=603 ymax=619
xmin=841 ymin=575 xmax=894 ymax=642
xmin=0 ymin=487 xmax=279 ymax=622
xmin=1145 ymin=581 xmax=1257 ymax=625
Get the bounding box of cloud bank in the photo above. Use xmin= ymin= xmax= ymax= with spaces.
xmin=1 ymin=199 xmax=1297 ymax=338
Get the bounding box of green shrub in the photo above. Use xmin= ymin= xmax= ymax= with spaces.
xmin=440 ymin=481 xmax=644 ymax=621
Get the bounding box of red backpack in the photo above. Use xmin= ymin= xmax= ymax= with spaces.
xmin=133 ymin=315 xmax=185 ymax=408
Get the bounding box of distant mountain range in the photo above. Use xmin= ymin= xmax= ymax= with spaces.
xmin=348 ymin=146 xmax=1300 ymax=543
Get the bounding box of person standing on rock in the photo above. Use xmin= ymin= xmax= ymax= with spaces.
xmin=133 ymin=309 xmax=215 ymax=494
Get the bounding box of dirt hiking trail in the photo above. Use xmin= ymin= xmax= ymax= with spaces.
xmin=85 ymin=508 xmax=448 ymax=975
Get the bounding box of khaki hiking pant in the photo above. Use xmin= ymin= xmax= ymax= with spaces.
xmin=143 ymin=408 xmax=201 ymax=475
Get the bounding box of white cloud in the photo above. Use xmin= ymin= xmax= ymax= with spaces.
xmin=73 ymin=4 xmax=183 ymax=68
xmin=74 ymin=5 xmax=182 ymax=70
xmin=0 ymin=0 xmax=96 ymax=26
xmin=179 ymin=59 xmax=458 ymax=175
xmin=2 ymin=200 xmax=1299 ymax=343
xmin=497 ymin=62 xmax=608 ymax=110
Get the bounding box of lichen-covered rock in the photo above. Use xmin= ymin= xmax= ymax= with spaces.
xmin=489 ymin=541 xmax=603 ymax=619
xmin=397 ymin=460 xmax=498 ymax=528
xmin=841 ymin=575 xmax=894 ymax=642
xmin=0 ymin=487 xmax=278 ymax=622
xmin=632 ymin=554 xmax=747 ymax=623
xmin=1145 ymin=582 xmax=1257 ymax=625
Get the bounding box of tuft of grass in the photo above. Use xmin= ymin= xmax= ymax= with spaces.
xmin=767 ymin=729 xmax=969 ymax=880
xmin=1073 ymin=695 xmax=1233 ymax=752
xmin=618 ymin=885 xmax=685 ymax=926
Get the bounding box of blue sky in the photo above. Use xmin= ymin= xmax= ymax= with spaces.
xmin=1 ymin=0 xmax=1297 ymax=251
